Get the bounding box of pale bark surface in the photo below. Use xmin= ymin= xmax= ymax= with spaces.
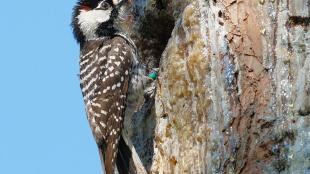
xmin=123 ymin=0 xmax=310 ymax=173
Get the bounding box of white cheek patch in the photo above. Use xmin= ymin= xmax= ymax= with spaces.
xmin=77 ymin=9 xmax=112 ymax=40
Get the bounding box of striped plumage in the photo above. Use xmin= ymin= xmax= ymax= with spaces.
xmin=80 ymin=36 xmax=133 ymax=174
xmin=71 ymin=0 xmax=144 ymax=173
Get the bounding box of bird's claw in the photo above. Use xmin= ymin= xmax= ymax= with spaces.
xmin=144 ymin=68 xmax=158 ymax=99
xmin=144 ymin=83 xmax=156 ymax=99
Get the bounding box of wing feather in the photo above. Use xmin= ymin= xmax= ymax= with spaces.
xmin=80 ymin=37 xmax=134 ymax=174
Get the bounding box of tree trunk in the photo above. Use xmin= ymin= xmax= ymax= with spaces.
xmin=124 ymin=0 xmax=310 ymax=173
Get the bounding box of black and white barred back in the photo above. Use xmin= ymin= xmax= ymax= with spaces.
xmin=72 ymin=0 xmax=149 ymax=174
xmin=80 ymin=36 xmax=133 ymax=174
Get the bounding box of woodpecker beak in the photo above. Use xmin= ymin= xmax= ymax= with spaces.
xmin=112 ymin=0 xmax=126 ymax=9
xmin=112 ymin=0 xmax=122 ymax=5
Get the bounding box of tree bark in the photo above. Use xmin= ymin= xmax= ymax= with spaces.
xmin=124 ymin=0 xmax=310 ymax=173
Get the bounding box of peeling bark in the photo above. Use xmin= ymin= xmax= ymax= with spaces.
xmin=122 ymin=0 xmax=310 ymax=173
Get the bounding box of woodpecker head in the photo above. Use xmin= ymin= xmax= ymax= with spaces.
xmin=72 ymin=0 xmax=127 ymax=44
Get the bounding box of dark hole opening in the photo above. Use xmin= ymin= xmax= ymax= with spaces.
xmin=132 ymin=1 xmax=176 ymax=68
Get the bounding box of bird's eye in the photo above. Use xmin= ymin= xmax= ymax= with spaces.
xmin=101 ymin=2 xmax=111 ymax=10
xmin=80 ymin=4 xmax=91 ymax=11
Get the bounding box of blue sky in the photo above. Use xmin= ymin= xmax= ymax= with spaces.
xmin=0 ymin=1 xmax=102 ymax=173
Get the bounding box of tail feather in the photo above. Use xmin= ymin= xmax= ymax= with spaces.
xmin=98 ymin=141 xmax=117 ymax=174
xmin=105 ymin=143 xmax=116 ymax=174
xmin=98 ymin=146 xmax=106 ymax=173
xmin=99 ymin=136 xmax=132 ymax=174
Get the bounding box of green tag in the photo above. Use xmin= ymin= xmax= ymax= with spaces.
xmin=148 ymin=72 xmax=158 ymax=80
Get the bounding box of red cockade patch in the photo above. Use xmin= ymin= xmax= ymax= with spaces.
xmin=80 ymin=4 xmax=91 ymax=11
